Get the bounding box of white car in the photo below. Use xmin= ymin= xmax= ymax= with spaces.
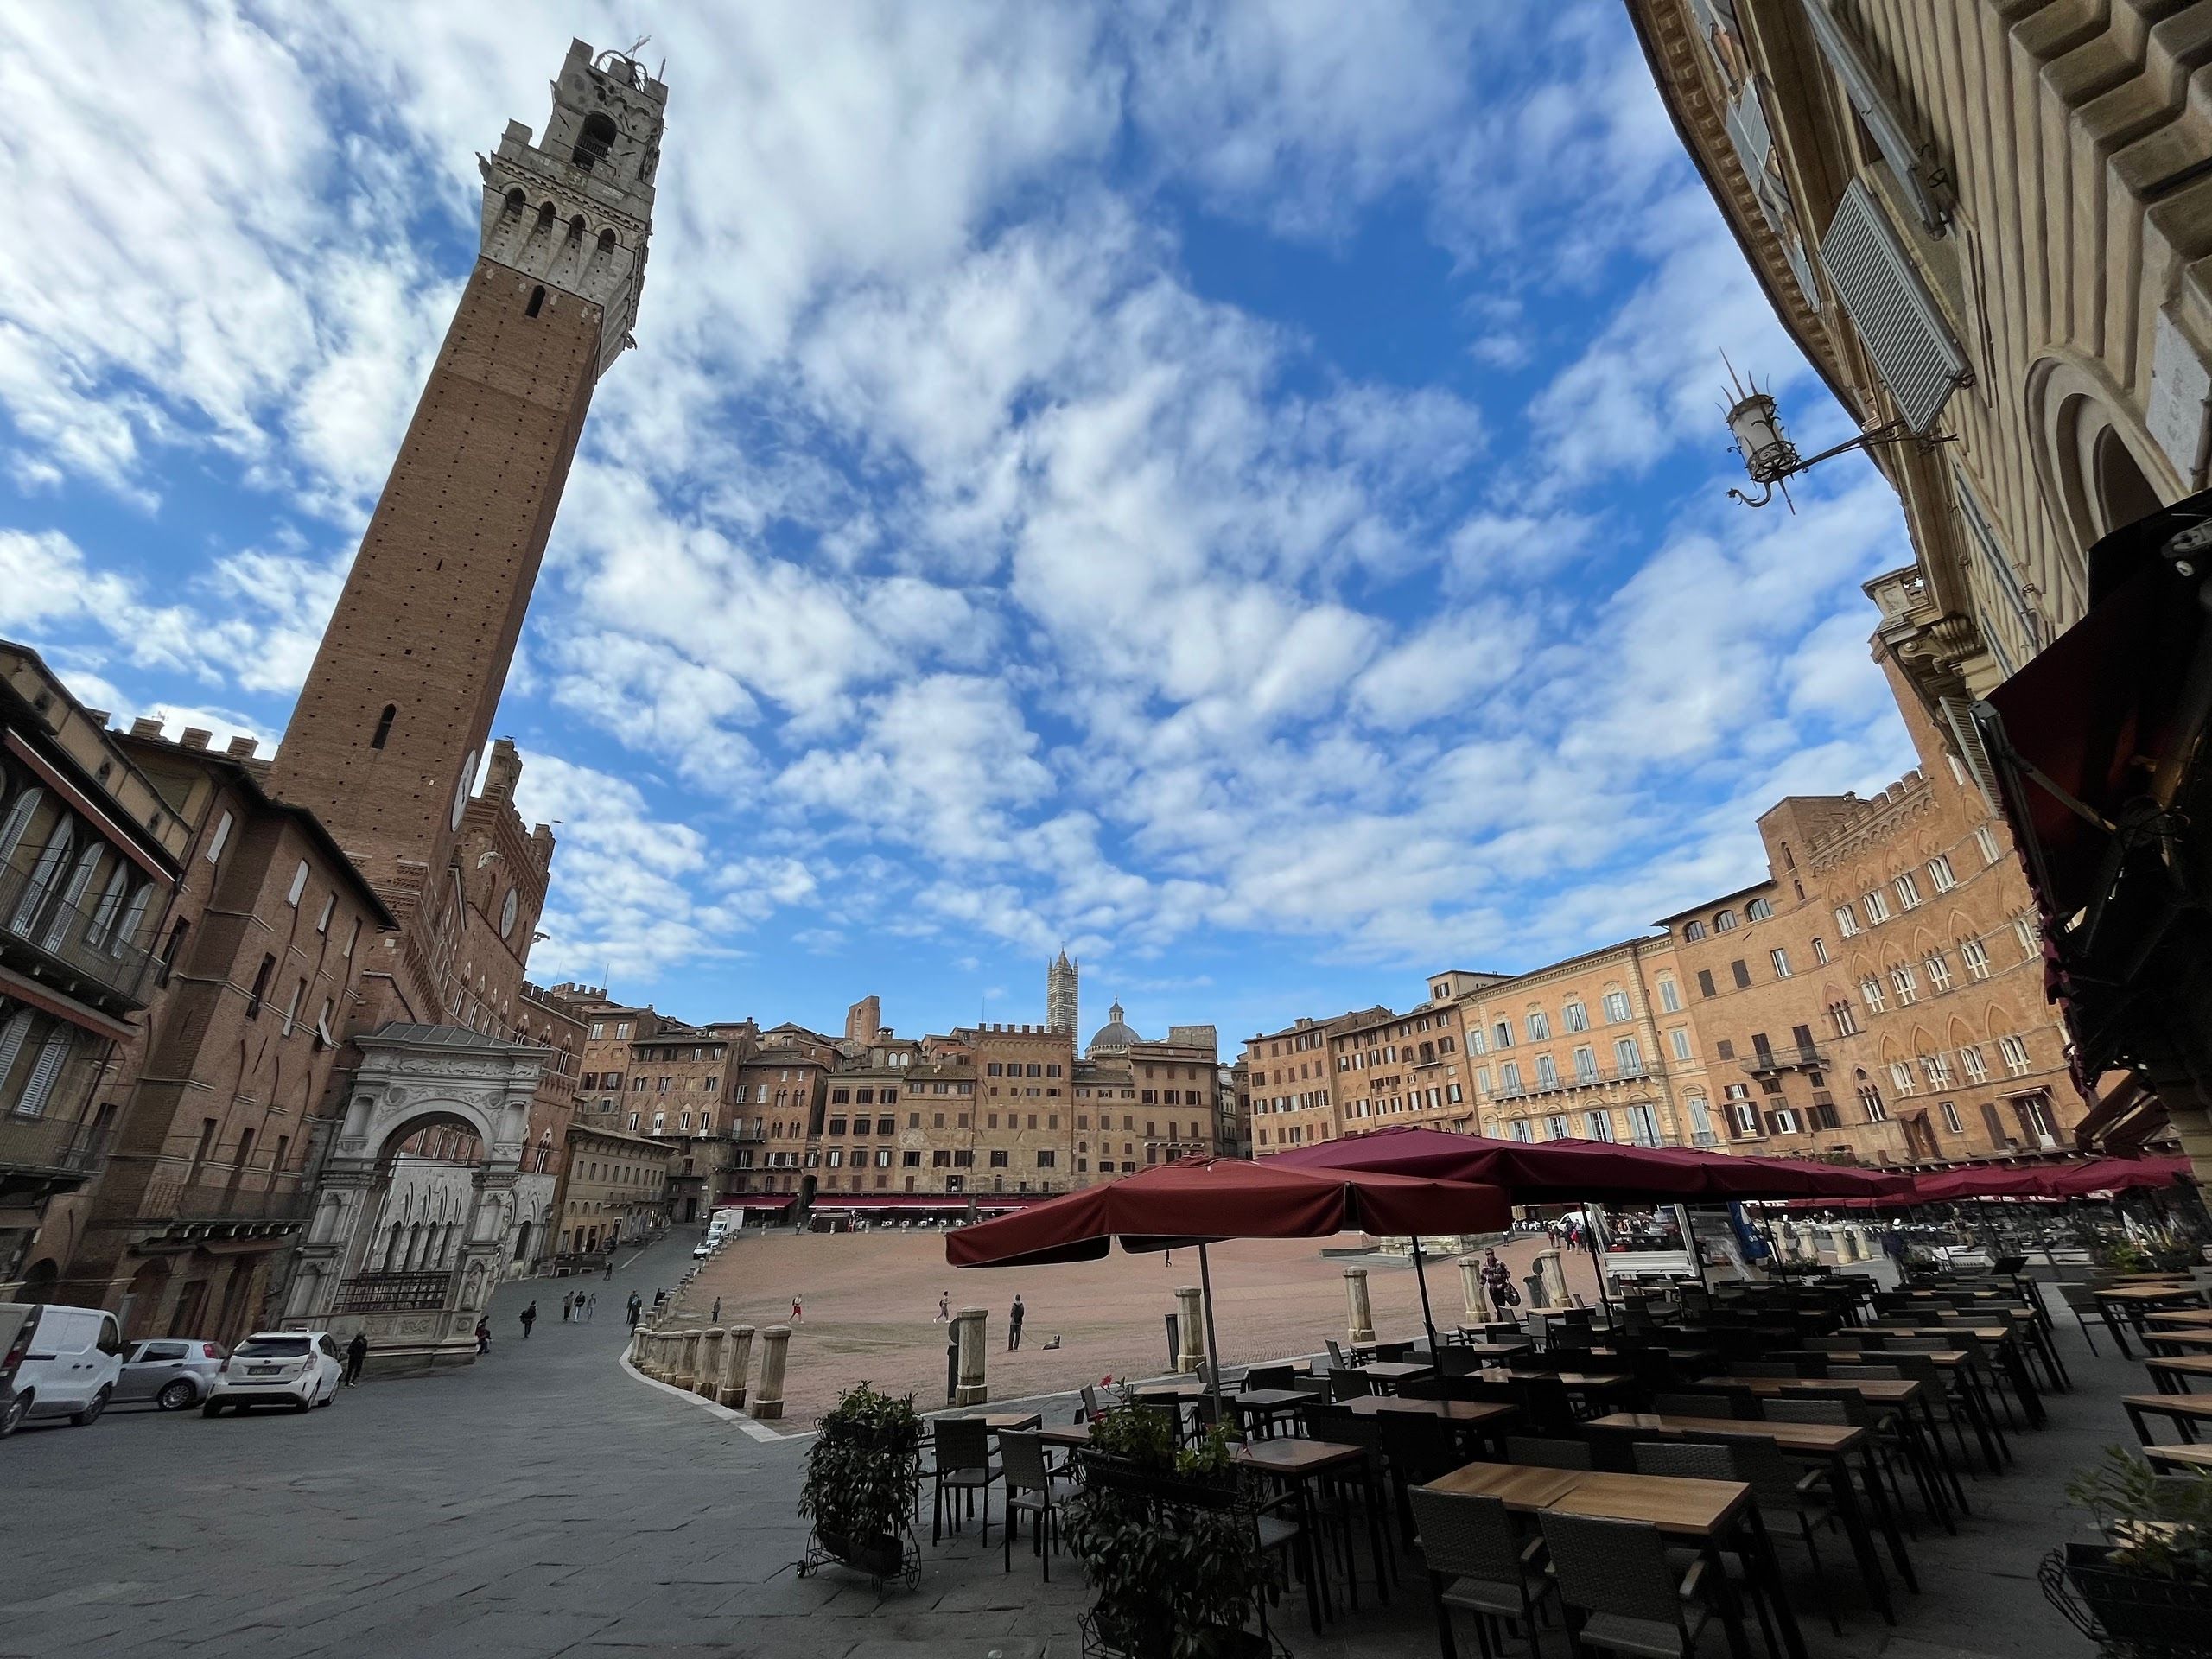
xmin=0 ymin=1302 xmax=125 ymax=1435
xmin=201 ymin=1331 xmax=344 ymax=1415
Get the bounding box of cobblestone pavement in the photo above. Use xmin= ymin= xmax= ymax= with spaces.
xmin=0 ymin=1233 xmax=2128 ymax=1659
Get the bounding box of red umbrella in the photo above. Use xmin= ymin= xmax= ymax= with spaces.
xmin=2040 ymin=1155 xmax=2193 ymax=1199
xmin=1267 ymin=1124 xmax=1910 ymax=1200
xmin=946 ymin=1157 xmax=1511 ymax=1405
xmin=1909 ymin=1164 xmax=2053 ymax=1202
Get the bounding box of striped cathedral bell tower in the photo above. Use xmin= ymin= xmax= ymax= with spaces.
xmin=269 ymin=41 xmax=664 ymax=1018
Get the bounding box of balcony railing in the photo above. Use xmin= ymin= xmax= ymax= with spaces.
xmin=0 ymin=1109 xmax=112 ymax=1180
xmin=334 ymin=1270 xmax=454 ymax=1313
xmin=1742 ymin=1045 xmax=1829 ymax=1076
xmin=1493 ymin=1063 xmax=1653 ymax=1103
xmin=0 ymin=857 xmax=159 ymax=1010
xmin=125 ymin=1177 xmax=316 ymax=1227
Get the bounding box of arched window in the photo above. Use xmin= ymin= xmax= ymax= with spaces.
xmin=371 ymin=704 xmax=397 ymax=748
xmin=533 ymin=200 xmax=556 ymax=234
xmin=11 ymin=819 xmax=73 ymax=932
xmin=595 ymin=227 xmax=616 ymax=257
xmin=573 ymin=111 xmax=617 ymax=172
xmin=43 ymin=842 xmax=104 ymax=949
xmin=1746 ymin=897 xmax=1773 ymax=921
xmin=0 ymin=785 xmax=41 ymax=863
xmin=501 ymin=186 xmax=524 ymax=218
xmin=1681 ymin=918 xmax=1705 ymax=940
xmin=1713 ymin=909 xmax=1738 ymax=931
xmin=563 ymin=215 xmax=585 ymax=245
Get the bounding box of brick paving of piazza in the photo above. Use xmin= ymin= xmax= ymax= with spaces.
xmin=671 ymin=1225 xmax=1604 ymax=1427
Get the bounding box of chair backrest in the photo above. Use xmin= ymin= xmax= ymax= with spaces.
xmin=1080 ymin=1384 xmax=1102 ymax=1422
xmin=935 ymin=1416 xmax=992 ymax=1472
xmin=1408 ymin=1488 xmax=1525 ymax=1586
xmin=1540 ymin=1511 xmax=1688 ymax=1630
xmin=1504 ymin=1433 xmax=1593 ymax=1470
xmin=1327 ymin=1339 xmax=1350 ymax=1368
xmin=1759 ymin=1397 xmax=1849 ymax=1427
xmin=1885 ymin=1336 xmax=1960 ymax=1354
xmin=1329 ymin=1368 xmax=1375 ymax=1400
xmin=1631 ymin=1440 xmax=1735 ymax=1481
xmin=1373 ymin=1339 xmax=1416 ymax=1363
xmin=1000 ymin=1427 xmax=1050 ymax=1494
xmin=1806 ymin=1336 xmax=1862 ymax=1354
xmin=1398 ymin=1375 xmax=1449 ymax=1401
xmin=1510 ymin=1373 xmax=1577 ymax=1433
xmin=1652 ymin=1387 xmax=1757 ymax=1421
xmin=1825 ymin=1363 xmax=1904 ymax=1381
xmin=1246 ymin=1363 xmax=1294 ymax=1393
xmin=1701 ymin=1431 xmax=1812 ymax=1511
xmin=1379 ymin=1410 xmax=1456 ymax=1482
xmin=1439 ymin=1347 xmax=1482 ymax=1376
xmin=1728 ymin=1361 xmax=1802 ymax=1378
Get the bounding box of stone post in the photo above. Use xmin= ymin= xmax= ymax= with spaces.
xmin=753 ymin=1324 xmax=791 ymax=1421
xmin=1840 ymin=1228 xmax=1862 ymax=1264
xmin=676 ymin=1329 xmax=701 ymax=1390
xmin=652 ymin=1333 xmax=674 ymax=1381
xmin=1173 ymin=1286 xmax=1206 ymax=1373
xmin=696 ymin=1328 xmax=723 ymax=1399
xmin=951 ymin=1306 xmax=988 ymax=1406
xmin=626 ymin=1325 xmax=645 ymax=1366
xmin=1533 ymin=1249 xmax=1569 ymax=1309
xmin=1457 ymin=1255 xmax=1485 ymax=1322
xmin=719 ymin=1324 xmax=753 ymax=1408
xmin=1343 ymin=1267 xmax=1376 ymax=1344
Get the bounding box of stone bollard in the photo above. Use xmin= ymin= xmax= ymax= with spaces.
xmin=626 ymin=1326 xmax=645 ymax=1366
xmin=1840 ymin=1229 xmax=1862 ymax=1264
xmin=654 ymin=1333 xmax=676 ymax=1382
xmin=1174 ymin=1286 xmax=1207 ymax=1373
xmin=753 ymin=1325 xmax=791 ymax=1421
xmin=696 ymin=1328 xmax=723 ymax=1399
xmin=676 ymin=1330 xmax=701 ymax=1390
xmin=1457 ymin=1255 xmax=1486 ymax=1322
xmin=951 ymin=1306 xmax=988 ymax=1406
xmin=1344 ymin=1267 xmax=1376 ymax=1344
xmin=1533 ymin=1249 xmax=1569 ymax=1309
xmin=719 ymin=1324 xmax=753 ymax=1408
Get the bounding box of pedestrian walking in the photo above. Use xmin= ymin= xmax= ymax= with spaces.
xmin=475 ymin=1318 xmax=492 ymax=1354
xmin=1478 ymin=1248 xmax=1516 ymax=1319
xmin=626 ymin=1293 xmax=642 ymax=1328
xmin=344 ymin=1332 xmax=369 ymax=1386
xmin=710 ymin=1296 xmax=721 ymax=1324
xmin=791 ymin=1294 xmax=804 ymax=1324
xmin=1007 ymin=1294 xmax=1026 ymax=1351
xmin=585 ymin=1293 xmax=596 ymax=1323
xmin=561 ymin=1292 xmax=573 ymax=1323
xmin=520 ymin=1301 xmax=537 ymax=1339
xmin=935 ymin=1291 xmax=950 ymax=1323
xmin=604 ymin=1256 xmax=614 ymax=1281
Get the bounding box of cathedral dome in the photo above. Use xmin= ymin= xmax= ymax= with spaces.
xmin=1086 ymin=1000 xmax=1141 ymax=1056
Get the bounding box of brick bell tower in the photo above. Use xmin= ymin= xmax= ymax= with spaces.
xmin=270 ymin=41 xmax=664 ymax=1015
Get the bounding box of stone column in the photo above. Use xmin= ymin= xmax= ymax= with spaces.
xmin=1533 ymin=1249 xmax=1568 ymax=1309
xmin=696 ymin=1328 xmax=724 ymax=1399
xmin=676 ymin=1329 xmax=701 ymax=1390
xmin=626 ymin=1325 xmax=645 ymax=1366
xmin=719 ymin=1324 xmax=753 ymax=1408
xmin=951 ymin=1306 xmax=988 ymax=1406
xmin=753 ymin=1324 xmax=791 ymax=1421
xmin=1457 ymin=1255 xmax=1485 ymax=1322
xmin=1174 ymin=1286 xmax=1206 ymax=1373
xmin=1840 ymin=1228 xmax=1862 ymax=1263
xmin=1343 ymin=1267 xmax=1376 ymax=1344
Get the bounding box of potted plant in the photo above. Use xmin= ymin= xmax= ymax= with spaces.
xmin=2043 ymin=1448 xmax=2212 ymax=1650
xmin=1064 ymin=1406 xmax=1279 ymax=1658
xmin=797 ymin=1382 xmax=924 ymax=1586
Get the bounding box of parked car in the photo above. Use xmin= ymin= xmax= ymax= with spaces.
xmin=117 ymin=1338 xmax=226 ymax=1410
xmin=0 ymin=1301 xmax=125 ymax=1435
xmin=201 ymin=1331 xmax=344 ymax=1415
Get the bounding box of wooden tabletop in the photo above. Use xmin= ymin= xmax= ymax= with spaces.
xmin=1425 ymin=1461 xmax=1751 ymax=1540
xmin=1702 ymin=1374 xmax=1923 ymax=1405
xmin=1548 ymin=1371 xmax=1636 ymax=1391
xmin=1458 ymin=1340 xmax=1535 ymax=1358
xmin=1230 ymin=1388 xmax=1313 ymax=1412
xmin=2145 ymin=1443 xmax=2212 ymax=1472
xmin=2143 ymin=1355 xmax=2212 ymax=1380
xmin=2124 ymin=1393 xmax=2212 ymax=1419
xmin=2143 ymin=1329 xmax=2212 ymax=1350
xmin=964 ymin=1412 xmax=1044 ymax=1431
xmin=1586 ymin=1411 xmax=1865 ymax=1456
xmin=2101 ymin=1285 xmax=2207 ymax=1305
xmin=1338 ymin=1395 xmax=1517 ymax=1426
xmin=2148 ymin=1309 xmax=2212 ymax=1328
xmin=1359 ymin=1361 xmax=1436 ymax=1382
xmin=1133 ymin=1380 xmax=1205 ymax=1398
xmin=1037 ymin=1422 xmax=1093 ymax=1449
xmin=1235 ymin=1437 xmax=1365 ymax=1477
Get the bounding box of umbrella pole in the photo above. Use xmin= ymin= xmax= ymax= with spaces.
xmin=1580 ymin=1204 xmax=1614 ymax=1319
xmin=1409 ymin=1235 xmax=1440 ymax=1356
xmin=1198 ymin=1243 xmax=1231 ymax=1443
xmin=1675 ymin=1204 xmax=1709 ymax=1288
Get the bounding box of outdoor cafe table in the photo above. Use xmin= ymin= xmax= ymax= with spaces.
xmin=961 ymin=1411 xmax=1044 ymax=1433
xmin=2148 ymin=1308 xmax=2212 ymax=1329
xmin=1233 ymin=1437 xmax=1391 ymax=1626
xmin=1700 ymin=1374 xmax=1963 ymax=1516
xmin=1453 ymin=1339 xmax=1535 ymax=1362
xmin=1878 ymin=1323 xmax=2047 ymax=1423
xmin=1421 ymin=1461 xmax=1805 ymax=1659
xmin=1586 ymin=1411 xmax=1909 ymax=1622
xmin=1355 ymin=1360 xmax=1433 ymax=1395
xmin=2099 ymin=1283 xmax=2209 ymax=1342
xmin=1230 ymin=1387 xmax=1315 ymax=1438
xmin=1336 ymin=1393 xmax=1517 ymax=1454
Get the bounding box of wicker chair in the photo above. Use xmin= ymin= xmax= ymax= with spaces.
xmin=1540 ymin=1510 xmax=1713 ymax=1659
xmin=1699 ymin=1431 xmax=1845 ymax=1636
xmin=1504 ymin=1433 xmax=1593 ymax=1470
xmin=1330 ymin=1367 xmax=1377 ymax=1401
xmin=1408 ymin=1486 xmax=1557 ymax=1659
xmin=999 ymin=1428 xmax=1073 ymax=1579
xmin=931 ymin=1417 xmax=1002 ymax=1545
xmin=2056 ymin=1281 xmax=2130 ymax=1357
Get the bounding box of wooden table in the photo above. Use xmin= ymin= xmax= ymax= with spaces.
xmin=2143 ymin=1328 xmax=2212 ymax=1352
xmin=1355 ymin=1360 xmax=1433 ymax=1395
xmin=963 ymin=1411 xmax=1043 ymax=1432
xmin=1421 ymin=1461 xmax=1805 ymax=1659
xmin=1337 ymin=1393 xmax=1516 ymax=1453
xmin=2147 ymin=1308 xmax=2212 ymax=1329
xmin=2145 ymin=1355 xmax=2212 ymax=1395
xmin=2144 ymin=1442 xmax=2212 ymax=1473
xmin=2122 ymin=1392 xmax=2212 ymax=1447
xmin=1229 ymin=1387 xmax=1313 ymax=1438
xmin=1037 ymin=1422 xmax=1092 ymax=1451
xmin=1700 ymin=1374 xmax=1965 ymax=1517
xmin=1454 ymin=1339 xmax=1534 ymax=1361
xmin=1586 ymin=1412 xmax=1907 ymax=1619
xmin=1234 ymin=1438 xmax=1389 ymax=1626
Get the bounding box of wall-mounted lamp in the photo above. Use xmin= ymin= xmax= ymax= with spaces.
xmin=1721 ymin=358 xmax=1917 ymax=509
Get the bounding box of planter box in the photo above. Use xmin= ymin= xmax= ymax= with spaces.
xmin=2044 ymin=1543 xmax=2212 ymax=1654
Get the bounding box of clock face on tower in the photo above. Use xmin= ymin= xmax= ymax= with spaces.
xmin=500 ymin=888 xmax=519 ymax=938
xmin=453 ymin=749 xmax=478 ymax=831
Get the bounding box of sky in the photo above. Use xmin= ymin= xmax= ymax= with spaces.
xmin=0 ymin=2 xmax=1920 ymax=1051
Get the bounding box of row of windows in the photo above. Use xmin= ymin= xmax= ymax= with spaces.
xmin=984 ymin=1061 xmax=1064 ymax=1077
xmin=1833 ymin=837 xmax=1998 ymax=939
xmin=1482 ymin=1037 xmax=1648 ymax=1098
xmin=1680 ymin=897 xmax=1775 ymax=940
xmin=1496 ymin=1102 xmax=1664 ymax=1145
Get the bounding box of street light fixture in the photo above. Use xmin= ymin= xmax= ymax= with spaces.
xmin=1721 ymin=357 xmax=1914 ymax=510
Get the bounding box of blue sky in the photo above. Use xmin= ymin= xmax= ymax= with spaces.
xmin=0 ymin=3 xmax=1917 ymax=1050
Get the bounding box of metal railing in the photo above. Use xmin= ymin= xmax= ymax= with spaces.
xmin=0 ymin=1109 xmax=112 ymax=1178
xmin=334 ymin=1271 xmax=454 ymax=1313
xmin=0 ymin=857 xmax=159 ymax=1007
xmin=1493 ymin=1062 xmax=1653 ymax=1103
xmin=126 ymin=1177 xmax=315 ymax=1226
xmin=1742 ymin=1044 xmax=1829 ymax=1076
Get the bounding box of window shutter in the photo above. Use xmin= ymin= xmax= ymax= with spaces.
xmin=1821 ymin=178 xmax=1968 ymax=431
xmin=1943 ymin=697 xmax=2003 ymax=815
xmin=1798 ymin=0 xmax=1944 ymax=232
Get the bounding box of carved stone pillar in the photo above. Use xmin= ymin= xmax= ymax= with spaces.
xmin=754 ymin=1324 xmax=791 ymax=1420
xmin=1343 ymin=1266 xmax=1376 ymax=1344
xmin=696 ymin=1328 xmax=723 ymax=1398
xmin=1533 ymin=1249 xmax=1568 ymax=1308
xmin=720 ymin=1324 xmax=753 ymax=1408
xmin=1458 ymin=1255 xmax=1485 ymax=1322
xmin=951 ymin=1306 xmax=988 ymax=1406
xmin=676 ymin=1330 xmax=700 ymax=1390
xmin=1174 ymin=1286 xmax=1206 ymax=1373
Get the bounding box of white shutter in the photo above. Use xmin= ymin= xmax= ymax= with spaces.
xmin=1821 ymin=178 xmax=1969 ymax=431
xmin=1799 ymin=0 xmax=1945 ymax=232
xmin=1943 ymin=697 xmax=2004 ymax=814
xmin=1724 ymin=81 xmax=1777 ymax=223
xmin=16 ymin=1028 xmax=70 ymax=1118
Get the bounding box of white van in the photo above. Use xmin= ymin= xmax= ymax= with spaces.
xmin=0 ymin=1301 xmax=125 ymax=1435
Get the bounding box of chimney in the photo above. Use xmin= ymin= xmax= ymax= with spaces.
xmin=129 ymin=717 xmax=163 ymax=739
xmin=180 ymin=728 xmax=212 ymax=751
xmin=226 ymin=735 xmax=258 ymax=759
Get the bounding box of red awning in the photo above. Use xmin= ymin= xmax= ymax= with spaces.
xmin=1909 ymin=1164 xmax=2056 ymax=1202
xmin=2040 ymin=1155 xmax=2193 ymax=1199
xmin=945 ymin=1155 xmax=1511 ymax=1270
xmin=1265 ymin=1125 xmax=1910 ymax=1201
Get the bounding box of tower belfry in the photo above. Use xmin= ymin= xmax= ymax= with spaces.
xmin=1047 ymin=948 xmax=1078 ymax=1036
xmin=269 ymin=41 xmax=665 ymax=1014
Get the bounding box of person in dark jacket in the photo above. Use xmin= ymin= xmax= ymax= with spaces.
xmin=1007 ymin=1294 xmax=1026 ymax=1351
xmin=520 ymin=1301 xmax=537 ymax=1339
xmin=343 ymin=1332 xmax=369 ymax=1386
